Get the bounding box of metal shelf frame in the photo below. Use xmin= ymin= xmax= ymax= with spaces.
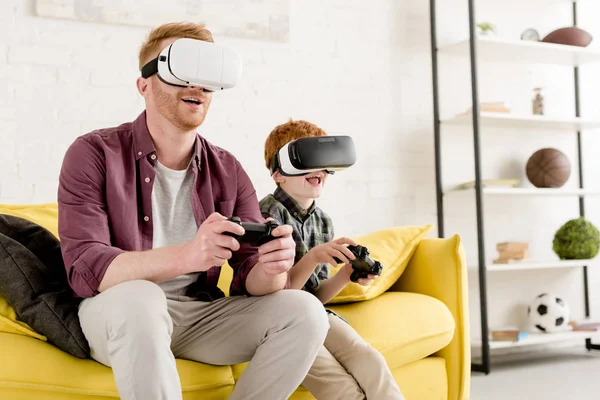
xmin=429 ymin=0 xmax=600 ymax=374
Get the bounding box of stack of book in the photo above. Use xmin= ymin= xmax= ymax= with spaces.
xmin=453 ymin=178 xmax=520 ymax=190
xmin=489 ymin=327 xmax=529 ymax=342
xmin=569 ymin=320 xmax=600 ymax=331
xmin=461 ymin=101 xmax=511 ymax=114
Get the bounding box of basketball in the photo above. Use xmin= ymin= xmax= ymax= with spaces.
xmin=525 ymin=148 xmax=571 ymax=188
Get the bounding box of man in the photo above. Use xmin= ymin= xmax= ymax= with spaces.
xmin=57 ymin=22 xmax=329 ymax=400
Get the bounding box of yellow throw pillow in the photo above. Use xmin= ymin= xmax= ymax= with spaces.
xmin=0 ymin=203 xmax=59 ymax=340
xmin=327 ymin=224 xmax=434 ymax=304
xmin=0 ymin=203 xmax=59 ymax=238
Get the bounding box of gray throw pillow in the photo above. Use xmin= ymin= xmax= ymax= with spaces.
xmin=0 ymin=214 xmax=89 ymax=358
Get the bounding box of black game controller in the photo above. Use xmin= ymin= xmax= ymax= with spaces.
xmin=336 ymin=245 xmax=383 ymax=283
xmin=223 ymin=217 xmax=279 ymax=247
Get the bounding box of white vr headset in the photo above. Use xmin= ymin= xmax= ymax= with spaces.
xmin=269 ymin=136 xmax=357 ymax=176
xmin=141 ymin=38 xmax=243 ymax=92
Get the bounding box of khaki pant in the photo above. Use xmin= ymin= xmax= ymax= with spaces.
xmin=78 ymin=280 xmax=329 ymax=400
xmin=302 ymin=313 xmax=406 ymax=400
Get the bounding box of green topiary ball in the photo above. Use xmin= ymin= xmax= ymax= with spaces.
xmin=553 ymin=217 xmax=600 ymax=260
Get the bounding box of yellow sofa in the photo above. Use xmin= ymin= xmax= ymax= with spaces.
xmin=0 ymin=203 xmax=470 ymax=400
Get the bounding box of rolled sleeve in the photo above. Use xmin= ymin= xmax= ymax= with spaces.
xmin=58 ymin=137 xmax=124 ymax=298
xmin=68 ymin=245 xmax=124 ymax=298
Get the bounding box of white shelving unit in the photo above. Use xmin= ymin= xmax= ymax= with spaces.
xmin=440 ymin=36 xmax=600 ymax=67
xmin=470 ymin=259 xmax=593 ymax=272
xmin=474 ymin=330 xmax=600 ymax=350
xmin=430 ymin=0 xmax=600 ymax=374
xmin=446 ymin=187 xmax=600 ymax=196
xmin=443 ymin=112 xmax=600 ymax=131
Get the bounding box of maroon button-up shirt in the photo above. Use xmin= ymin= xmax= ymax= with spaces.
xmin=57 ymin=111 xmax=263 ymax=299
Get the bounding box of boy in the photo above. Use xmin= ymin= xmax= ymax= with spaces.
xmin=259 ymin=119 xmax=405 ymax=400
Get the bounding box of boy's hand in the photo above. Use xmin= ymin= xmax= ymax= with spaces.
xmin=256 ymin=222 xmax=296 ymax=275
xmin=339 ymin=263 xmax=379 ymax=286
xmin=308 ymin=237 xmax=358 ymax=267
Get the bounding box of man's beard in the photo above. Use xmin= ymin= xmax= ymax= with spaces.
xmin=154 ymin=84 xmax=206 ymax=131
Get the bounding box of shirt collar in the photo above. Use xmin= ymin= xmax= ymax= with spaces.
xmin=273 ymin=186 xmax=317 ymax=222
xmin=132 ymin=110 xmax=203 ymax=167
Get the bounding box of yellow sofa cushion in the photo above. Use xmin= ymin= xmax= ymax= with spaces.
xmin=328 ymin=292 xmax=455 ymax=369
xmin=327 ymin=225 xmax=434 ymax=304
xmin=393 ymin=357 xmax=448 ymax=400
xmin=0 ymin=333 xmax=235 ymax=399
xmin=218 ymin=262 xmax=234 ymax=296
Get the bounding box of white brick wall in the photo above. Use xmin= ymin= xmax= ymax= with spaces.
xmin=0 ymin=0 xmax=429 ymax=231
xmin=2 ymin=0 xmax=600 ymax=349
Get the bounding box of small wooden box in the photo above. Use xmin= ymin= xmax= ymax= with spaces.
xmin=494 ymin=242 xmax=529 ymax=264
xmin=496 ymin=242 xmax=529 ymax=253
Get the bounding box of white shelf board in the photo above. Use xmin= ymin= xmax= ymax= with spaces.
xmin=473 ymin=330 xmax=600 ymax=350
xmin=446 ymin=187 xmax=600 ymax=196
xmin=472 ymin=259 xmax=594 ymax=272
xmin=442 ymin=112 xmax=600 ymax=131
xmin=439 ymin=36 xmax=600 ymax=67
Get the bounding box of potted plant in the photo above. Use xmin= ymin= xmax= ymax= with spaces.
xmin=477 ymin=23 xmax=497 ymax=36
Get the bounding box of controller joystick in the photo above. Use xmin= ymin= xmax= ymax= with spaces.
xmin=335 ymin=245 xmax=383 ymax=283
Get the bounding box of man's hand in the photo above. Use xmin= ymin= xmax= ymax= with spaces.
xmin=256 ymin=223 xmax=296 ymax=275
xmin=307 ymin=237 xmax=358 ymax=268
xmin=245 ymin=221 xmax=296 ymax=295
xmin=182 ymin=212 xmax=245 ymax=273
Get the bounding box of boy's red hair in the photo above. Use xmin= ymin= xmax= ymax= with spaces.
xmin=264 ymin=119 xmax=328 ymax=170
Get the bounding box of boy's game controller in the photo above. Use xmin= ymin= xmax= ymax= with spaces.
xmin=336 ymin=245 xmax=383 ymax=283
xmin=223 ymin=217 xmax=279 ymax=247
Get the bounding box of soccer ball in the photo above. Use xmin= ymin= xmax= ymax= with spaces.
xmin=527 ymin=293 xmax=570 ymax=333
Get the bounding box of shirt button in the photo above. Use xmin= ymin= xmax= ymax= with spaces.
xmin=151 ymin=154 xmax=157 ymax=160
xmin=144 ymin=216 xmax=150 ymax=222
xmin=145 ymin=177 xmax=150 ymax=183
xmin=138 ymin=151 xmax=142 ymax=156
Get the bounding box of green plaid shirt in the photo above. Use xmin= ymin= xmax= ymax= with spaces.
xmin=259 ymin=187 xmax=334 ymax=294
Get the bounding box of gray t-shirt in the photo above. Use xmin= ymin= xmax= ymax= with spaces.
xmin=152 ymin=159 xmax=200 ymax=301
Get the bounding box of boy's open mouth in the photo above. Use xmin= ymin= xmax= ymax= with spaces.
xmin=306 ymin=173 xmax=323 ymax=186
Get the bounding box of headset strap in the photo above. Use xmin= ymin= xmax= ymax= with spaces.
xmin=269 ymin=154 xmax=280 ymax=175
xmin=141 ymin=57 xmax=159 ymax=78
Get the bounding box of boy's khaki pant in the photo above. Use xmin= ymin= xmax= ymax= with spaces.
xmin=78 ymin=280 xmax=329 ymax=400
xmin=302 ymin=313 xmax=406 ymax=400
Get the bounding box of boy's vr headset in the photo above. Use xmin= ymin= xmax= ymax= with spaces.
xmin=269 ymin=136 xmax=356 ymax=176
xmin=141 ymin=38 xmax=243 ymax=92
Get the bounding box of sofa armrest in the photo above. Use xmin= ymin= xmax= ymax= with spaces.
xmin=389 ymin=234 xmax=470 ymax=400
